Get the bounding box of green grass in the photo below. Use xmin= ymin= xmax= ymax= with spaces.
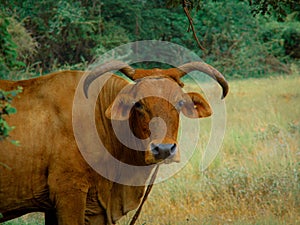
xmin=4 ymin=74 xmax=300 ymax=225
xmin=2 ymin=213 xmax=44 ymax=225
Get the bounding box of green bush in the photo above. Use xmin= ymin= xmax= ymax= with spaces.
xmin=283 ymin=25 xmax=300 ymax=58
xmin=7 ymin=17 xmax=38 ymax=67
xmin=0 ymin=12 xmax=38 ymax=80
xmin=261 ymin=21 xmax=300 ymax=59
xmin=0 ymin=15 xmax=25 ymax=79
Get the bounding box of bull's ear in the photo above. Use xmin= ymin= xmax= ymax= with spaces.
xmin=105 ymin=94 xmax=134 ymax=120
xmin=182 ymin=92 xmax=212 ymax=118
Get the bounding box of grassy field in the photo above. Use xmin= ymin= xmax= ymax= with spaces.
xmin=4 ymin=75 xmax=300 ymax=225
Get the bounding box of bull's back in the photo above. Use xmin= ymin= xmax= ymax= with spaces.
xmin=0 ymin=71 xmax=84 ymax=213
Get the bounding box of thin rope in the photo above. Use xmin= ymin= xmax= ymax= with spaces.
xmin=129 ymin=165 xmax=160 ymax=225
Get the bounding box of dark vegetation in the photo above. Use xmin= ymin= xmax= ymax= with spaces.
xmin=0 ymin=0 xmax=299 ymax=80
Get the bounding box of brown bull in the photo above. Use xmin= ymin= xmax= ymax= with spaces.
xmin=0 ymin=61 xmax=228 ymax=225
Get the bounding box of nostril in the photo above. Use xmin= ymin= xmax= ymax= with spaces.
xmin=150 ymin=143 xmax=160 ymax=155
xmin=153 ymin=147 xmax=160 ymax=155
xmin=170 ymin=143 xmax=177 ymax=155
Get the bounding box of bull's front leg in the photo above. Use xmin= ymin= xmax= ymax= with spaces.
xmin=45 ymin=210 xmax=58 ymax=225
xmin=50 ymin=191 xmax=87 ymax=225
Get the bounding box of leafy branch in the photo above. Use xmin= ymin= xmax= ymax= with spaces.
xmin=0 ymin=87 xmax=22 ymax=144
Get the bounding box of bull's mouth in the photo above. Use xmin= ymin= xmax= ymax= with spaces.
xmin=162 ymin=157 xmax=180 ymax=164
xmin=145 ymin=154 xmax=180 ymax=165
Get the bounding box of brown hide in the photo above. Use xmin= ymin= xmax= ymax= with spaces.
xmin=0 ymin=72 xmax=148 ymax=224
xmin=0 ymin=68 xmax=213 ymax=224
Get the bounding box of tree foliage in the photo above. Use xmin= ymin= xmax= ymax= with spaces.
xmin=249 ymin=0 xmax=300 ymax=21
xmin=167 ymin=0 xmax=300 ymax=21
xmin=0 ymin=0 xmax=299 ymax=79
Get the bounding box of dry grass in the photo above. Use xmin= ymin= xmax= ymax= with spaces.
xmin=4 ymin=75 xmax=300 ymax=225
xmin=120 ymin=75 xmax=300 ymax=225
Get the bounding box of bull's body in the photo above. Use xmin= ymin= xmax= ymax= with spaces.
xmin=0 ymin=61 xmax=228 ymax=225
xmin=0 ymin=71 xmax=149 ymax=224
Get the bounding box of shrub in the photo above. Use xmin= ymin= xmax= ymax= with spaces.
xmin=261 ymin=21 xmax=300 ymax=59
xmin=0 ymin=14 xmax=25 ymax=79
xmin=283 ymin=25 xmax=300 ymax=58
xmin=0 ymin=12 xmax=38 ymax=80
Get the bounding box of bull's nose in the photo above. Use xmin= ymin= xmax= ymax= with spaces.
xmin=150 ymin=143 xmax=177 ymax=160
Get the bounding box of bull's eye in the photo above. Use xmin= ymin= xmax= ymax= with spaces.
xmin=175 ymin=100 xmax=185 ymax=111
xmin=134 ymin=101 xmax=143 ymax=110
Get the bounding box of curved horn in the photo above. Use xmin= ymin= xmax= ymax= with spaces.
xmin=83 ymin=60 xmax=135 ymax=98
xmin=177 ymin=62 xmax=229 ymax=99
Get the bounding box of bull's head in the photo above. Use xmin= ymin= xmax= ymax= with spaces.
xmin=84 ymin=61 xmax=228 ymax=165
